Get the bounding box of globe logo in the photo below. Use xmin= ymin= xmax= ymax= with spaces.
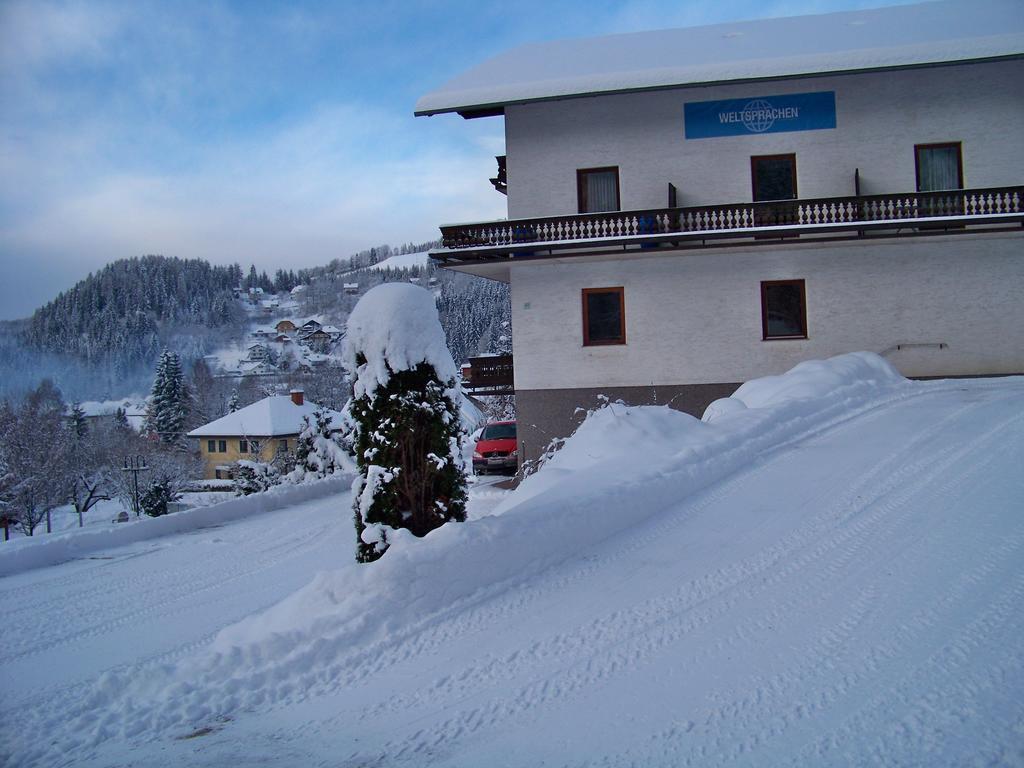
xmin=742 ymin=99 xmax=776 ymax=133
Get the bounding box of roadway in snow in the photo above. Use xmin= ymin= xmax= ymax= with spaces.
xmin=2 ymin=379 xmax=1023 ymax=766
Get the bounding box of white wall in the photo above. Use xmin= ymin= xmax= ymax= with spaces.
xmin=504 ymin=60 xmax=1024 ymax=218
xmin=509 ymin=232 xmax=1024 ymax=390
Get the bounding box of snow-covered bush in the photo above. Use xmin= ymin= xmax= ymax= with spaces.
xmin=140 ymin=479 xmax=175 ymax=517
xmin=233 ymin=460 xmax=281 ymax=496
xmin=289 ymin=405 xmax=351 ymax=482
xmin=343 ymin=283 xmax=467 ymax=563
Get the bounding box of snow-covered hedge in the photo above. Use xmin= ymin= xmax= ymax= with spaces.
xmin=0 ymin=475 xmax=350 ymax=578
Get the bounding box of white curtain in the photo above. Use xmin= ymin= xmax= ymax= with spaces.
xmin=918 ymin=147 xmax=960 ymax=191
xmin=586 ymin=172 xmax=619 ymax=212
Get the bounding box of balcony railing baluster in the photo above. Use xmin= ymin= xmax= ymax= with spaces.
xmin=438 ymin=187 xmax=1024 ymax=256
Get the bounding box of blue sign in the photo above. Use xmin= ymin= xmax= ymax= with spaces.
xmin=684 ymin=91 xmax=836 ymax=139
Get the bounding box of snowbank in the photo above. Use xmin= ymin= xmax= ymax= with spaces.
xmin=342 ymin=282 xmax=457 ymax=399
xmin=221 ymin=354 xmax=912 ymax=653
xmin=24 ymin=353 xmax=942 ymax=743
xmin=0 ymin=475 xmax=351 ymax=578
xmin=701 ymin=350 xmax=906 ymax=422
xmin=84 ymin=353 xmax=921 ymax=726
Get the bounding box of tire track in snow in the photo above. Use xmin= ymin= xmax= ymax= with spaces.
xmin=347 ymin=389 xmax=1024 ymax=765
xmin=334 ymin=389 xmax=1019 ymax=713
xmin=565 ymin=398 xmax=1024 ymax=767
xmin=0 ymin=511 xmax=339 ymax=664
xmin=257 ymin=384 xmax=1014 ymax=721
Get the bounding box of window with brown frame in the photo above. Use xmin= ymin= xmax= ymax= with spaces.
xmin=582 ymin=287 xmax=625 ymax=346
xmin=761 ymin=280 xmax=807 ymax=340
xmin=577 ymin=167 xmax=620 ymax=213
xmin=915 ymin=142 xmax=963 ymax=191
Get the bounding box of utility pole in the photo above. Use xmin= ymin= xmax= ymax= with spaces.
xmin=119 ymin=455 xmax=150 ymax=520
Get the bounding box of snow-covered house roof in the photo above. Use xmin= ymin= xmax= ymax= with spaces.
xmin=415 ymin=0 xmax=1023 ymax=116
xmin=187 ymin=395 xmax=345 ymax=438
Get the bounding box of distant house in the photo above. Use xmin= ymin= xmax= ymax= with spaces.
xmin=344 ymin=283 xmax=359 ymax=295
xmin=300 ymin=319 xmax=323 ymax=334
xmin=246 ymin=343 xmax=270 ymax=361
xmin=239 ymin=360 xmax=278 ymax=376
xmin=300 ymin=329 xmax=334 ymax=351
xmin=276 ymin=319 xmax=297 ymax=333
xmin=187 ymin=390 xmax=345 ymax=479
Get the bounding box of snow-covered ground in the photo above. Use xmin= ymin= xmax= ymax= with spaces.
xmin=368 ymin=250 xmax=431 ymax=272
xmin=2 ymin=357 xmax=1023 ymax=767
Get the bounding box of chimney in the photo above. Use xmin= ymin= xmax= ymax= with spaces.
xmin=290 ymin=388 xmax=304 ymax=406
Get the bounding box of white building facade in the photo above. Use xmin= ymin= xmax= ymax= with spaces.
xmin=417 ymin=0 xmax=1024 ymax=463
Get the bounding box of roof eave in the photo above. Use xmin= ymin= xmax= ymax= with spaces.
xmin=414 ymin=54 xmax=1024 ymax=117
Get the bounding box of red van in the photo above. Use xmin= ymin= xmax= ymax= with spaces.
xmin=472 ymin=421 xmax=517 ymax=475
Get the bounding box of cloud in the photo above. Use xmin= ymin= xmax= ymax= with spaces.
xmin=0 ymin=0 xmax=122 ymax=70
xmin=0 ymin=101 xmax=506 ymax=317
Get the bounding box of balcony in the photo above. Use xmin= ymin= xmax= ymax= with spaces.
xmin=461 ymin=355 xmax=514 ymax=395
xmin=433 ymin=186 xmax=1024 ymax=263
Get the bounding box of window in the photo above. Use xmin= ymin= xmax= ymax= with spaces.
xmin=277 ymin=439 xmax=289 ymax=454
xmin=751 ymin=154 xmax=797 ymax=202
xmin=582 ymin=287 xmax=625 ymax=346
xmin=248 ymin=440 xmax=261 ymax=454
xmin=238 ymin=439 xmax=248 ymax=453
xmin=207 ymin=440 xmax=216 ymax=453
xmin=577 ymin=167 xmax=620 ymax=213
xmin=915 ymin=143 xmax=962 ymax=191
xmin=481 ymin=423 xmax=516 ymax=440
xmin=218 ymin=440 xmax=227 ymax=453
xmin=761 ymin=280 xmax=807 ymax=340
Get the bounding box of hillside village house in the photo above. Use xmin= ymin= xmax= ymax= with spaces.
xmin=187 ymin=390 xmax=344 ymax=479
xmin=416 ymin=0 xmax=1024 ymax=464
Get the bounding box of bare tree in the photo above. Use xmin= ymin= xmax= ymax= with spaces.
xmin=0 ymin=383 xmax=71 ymax=536
xmin=63 ymin=422 xmax=118 ymax=527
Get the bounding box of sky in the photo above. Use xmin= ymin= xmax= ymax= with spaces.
xmin=0 ymin=0 xmax=918 ymax=320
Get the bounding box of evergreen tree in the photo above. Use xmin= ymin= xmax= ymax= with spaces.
xmin=291 ymin=405 xmax=347 ymax=481
xmin=227 ymin=390 xmax=240 ymax=413
xmin=147 ymin=350 xmax=189 ymax=445
xmin=113 ymin=407 xmax=131 ymax=432
xmin=69 ymin=402 xmax=89 ymax=438
xmin=233 ymin=460 xmax=280 ymax=495
xmin=345 ymin=283 xmax=467 ymax=563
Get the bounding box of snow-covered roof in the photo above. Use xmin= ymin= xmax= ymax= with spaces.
xmin=415 ymin=0 xmax=1023 ymax=116
xmin=187 ymin=395 xmax=345 ymax=438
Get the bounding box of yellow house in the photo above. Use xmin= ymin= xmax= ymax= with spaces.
xmin=187 ymin=390 xmax=345 ymax=480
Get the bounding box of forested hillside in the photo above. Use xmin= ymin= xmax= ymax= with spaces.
xmin=24 ymin=256 xmax=245 ymax=375
xmin=2 ymin=246 xmax=510 ymax=403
